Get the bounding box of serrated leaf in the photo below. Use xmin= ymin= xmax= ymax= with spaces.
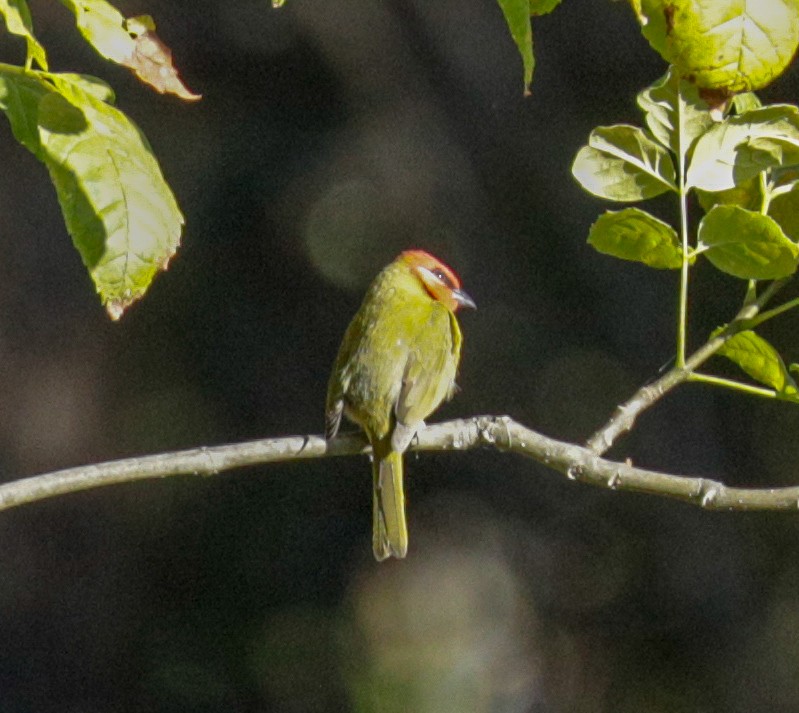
xmin=497 ymin=0 xmax=534 ymax=95
xmin=637 ymin=66 xmax=714 ymax=159
xmin=687 ymin=105 xmax=799 ymax=191
xmin=588 ymin=208 xmax=683 ymax=269
xmin=58 ymin=1 xmax=198 ymax=100
xmin=0 ymin=0 xmax=48 ymax=70
xmin=717 ymin=330 xmax=797 ymax=393
xmin=699 ymin=205 xmax=798 ymax=280
xmin=636 ymin=0 xmax=799 ymax=93
xmin=572 ymin=125 xmax=677 ymax=201
xmin=36 ymin=79 xmax=184 ymax=319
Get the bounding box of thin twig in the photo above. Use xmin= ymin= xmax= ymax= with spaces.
xmin=585 ymin=278 xmax=790 ymax=455
xmin=1 ymin=416 xmax=798 ymax=513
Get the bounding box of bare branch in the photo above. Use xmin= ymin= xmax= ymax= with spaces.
xmin=586 ymin=278 xmax=791 ymax=456
xmin=1 ymin=416 xmax=798 ymax=513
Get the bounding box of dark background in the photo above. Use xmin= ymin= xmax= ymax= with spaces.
xmin=2 ymin=1 xmax=799 ymax=711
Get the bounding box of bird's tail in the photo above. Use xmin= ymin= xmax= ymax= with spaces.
xmin=372 ymin=447 xmax=408 ymax=561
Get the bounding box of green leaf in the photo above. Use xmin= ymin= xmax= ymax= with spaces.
xmin=0 ymin=70 xmax=49 ymax=152
xmin=497 ymin=0 xmax=534 ymax=95
xmin=717 ymin=330 xmax=797 ymax=394
xmin=698 ymin=205 xmax=799 ymax=280
xmin=0 ymin=0 xmax=48 ymax=70
xmin=58 ymin=0 xmax=136 ymax=65
xmin=572 ymin=125 xmax=677 ymax=201
xmin=637 ymin=66 xmax=714 ymax=159
xmin=43 ymin=72 xmax=116 ymax=103
xmin=37 ymin=78 xmax=184 ymax=319
xmin=587 ymin=208 xmax=683 ymax=269
xmin=696 ymin=177 xmax=761 ymax=214
xmin=530 ymin=0 xmax=561 ymax=14
xmin=687 ymin=105 xmax=799 ymax=191
xmin=732 ymin=93 xmax=762 ymax=114
xmin=635 ymin=0 xmax=799 ymax=92
xmin=0 ymin=69 xmax=183 ymax=319
xmin=768 ymin=181 xmax=799 ymax=242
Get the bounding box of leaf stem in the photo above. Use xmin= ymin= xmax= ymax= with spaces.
xmin=746 ymin=296 xmax=799 ymax=328
xmin=676 ymin=149 xmax=690 ymax=367
xmin=688 ymin=372 xmax=778 ymax=399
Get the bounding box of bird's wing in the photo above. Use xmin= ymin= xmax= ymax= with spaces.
xmin=325 ymin=397 xmax=344 ymax=440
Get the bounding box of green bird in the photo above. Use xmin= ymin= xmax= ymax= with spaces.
xmin=326 ymin=250 xmax=475 ymax=561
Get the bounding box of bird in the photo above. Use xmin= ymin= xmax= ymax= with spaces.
xmin=326 ymin=250 xmax=475 ymax=561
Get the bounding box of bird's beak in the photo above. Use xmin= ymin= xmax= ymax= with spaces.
xmin=452 ymin=289 xmax=476 ymax=310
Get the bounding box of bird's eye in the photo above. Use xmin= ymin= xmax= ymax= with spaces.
xmin=432 ymin=268 xmax=454 ymax=288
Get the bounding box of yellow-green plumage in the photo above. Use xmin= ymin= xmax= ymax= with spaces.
xmin=326 ymin=251 xmax=472 ymax=561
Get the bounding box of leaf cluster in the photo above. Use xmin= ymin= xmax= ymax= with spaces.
xmin=573 ymin=67 xmax=799 ymax=401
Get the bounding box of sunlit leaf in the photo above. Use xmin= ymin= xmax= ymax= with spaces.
xmin=716 ymin=329 xmax=797 ymax=394
xmin=637 ymin=66 xmax=714 ymax=159
xmin=634 ymin=0 xmax=799 ymax=92
xmin=38 ymin=77 xmax=184 ymax=319
xmin=44 ymin=72 xmax=115 ymax=103
xmin=0 ymin=0 xmax=48 ymax=69
xmin=696 ymin=177 xmax=761 ymax=214
xmin=58 ymin=1 xmax=198 ymax=100
xmin=732 ymin=93 xmax=762 ymax=114
xmin=768 ymin=182 xmax=799 ymax=242
xmin=0 ymin=70 xmax=48 ymax=151
xmin=58 ymin=0 xmax=135 ymax=63
xmin=124 ymin=17 xmax=200 ymax=101
xmin=572 ymin=125 xmax=677 ymax=201
xmin=698 ymin=205 xmax=798 ymax=280
xmin=588 ymin=208 xmax=683 ymax=269
xmin=687 ymin=105 xmax=799 ymax=191
xmin=0 ymin=68 xmax=183 ymax=319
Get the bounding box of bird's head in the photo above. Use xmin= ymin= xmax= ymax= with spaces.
xmin=399 ymin=250 xmax=476 ymax=312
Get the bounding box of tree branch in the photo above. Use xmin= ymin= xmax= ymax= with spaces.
xmin=1 ymin=415 xmax=798 ymax=513
xmin=585 ymin=278 xmax=790 ymax=456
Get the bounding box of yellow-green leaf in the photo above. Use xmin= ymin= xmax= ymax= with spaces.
xmin=637 ymin=66 xmax=714 ymax=159
xmin=37 ymin=78 xmax=184 ymax=319
xmin=0 ymin=0 xmax=48 ymax=70
xmin=634 ymin=0 xmax=799 ymax=93
xmin=588 ymin=208 xmax=683 ymax=269
xmin=687 ymin=105 xmax=799 ymax=191
xmin=717 ymin=330 xmax=797 ymax=394
xmin=698 ymin=205 xmax=799 ymax=280
xmin=497 ymin=0 xmax=534 ymax=95
xmin=572 ymin=125 xmax=677 ymax=201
